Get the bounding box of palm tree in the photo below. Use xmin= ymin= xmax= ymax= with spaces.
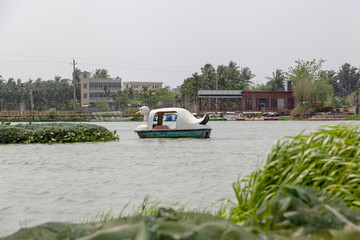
xmin=92 ymin=69 xmax=109 ymax=78
xmin=266 ymin=69 xmax=285 ymax=91
xmin=239 ymin=67 xmax=255 ymax=89
xmin=114 ymin=90 xmax=129 ymax=110
xmin=181 ymin=73 xmax=201 ymax=110
xmin=227 ymin=61 xmax=240 ymax=82
xmin=216 ymin=65 xmax=228 ymax=90
xmin=123 ymin=87 xmax=136 ymax=100
xmin=337 ymin=63 xmax=360 ymax=96
xmin=201 ymin=64 xmax=216 ymax=90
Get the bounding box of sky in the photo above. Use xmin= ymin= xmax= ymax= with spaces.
xmin=0 ymin=0 xmax=359 ymax=88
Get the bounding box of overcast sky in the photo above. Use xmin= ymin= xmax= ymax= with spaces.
xmin=1 ymin=0 xmax=359 ymax=88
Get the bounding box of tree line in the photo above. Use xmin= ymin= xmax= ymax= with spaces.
xmin=0 ymin=75 xmax=80 ymax=111
xmin=0 ymin=68 xmax=178 ymax=112
xmin=180 ymin=60 xmax=360 ymax=112
xmin=1 ymin=60 xmax=359 ymax=113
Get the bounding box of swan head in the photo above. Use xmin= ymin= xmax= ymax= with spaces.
xmin=136 ymin=106 xmax=149 ymax=116
xmin=136 ymin=106 xmax=150 ymax=122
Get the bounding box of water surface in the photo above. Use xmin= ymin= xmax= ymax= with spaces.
xmin=0 ymin=120 xmax=355 ymax=236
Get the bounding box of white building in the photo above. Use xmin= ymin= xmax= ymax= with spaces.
xmin=80 ymin=72 xmax=164 ymax=109
xmin=122 ymin=81 xmax=163 ymax=91
xmin=80 ymin=71 xmax=122 ymax=109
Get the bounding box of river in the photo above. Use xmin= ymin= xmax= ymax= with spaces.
xmin=0 ymin=120 xmax=356 ymax=236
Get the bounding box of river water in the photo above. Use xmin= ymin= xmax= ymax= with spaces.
xmin=0 ymin=120 xmax=356 ymax=236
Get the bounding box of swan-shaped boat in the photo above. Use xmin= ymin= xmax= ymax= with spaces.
xmin=135 ymin=106 xmax=211 ymax=138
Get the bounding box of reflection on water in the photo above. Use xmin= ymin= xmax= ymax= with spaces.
xmin=0 ymin=121 xmax=354 ymax=236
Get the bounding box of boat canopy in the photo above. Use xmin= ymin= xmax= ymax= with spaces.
xmin=140 ymin=108 xmax=210 ymax=131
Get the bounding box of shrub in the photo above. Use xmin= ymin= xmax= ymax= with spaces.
xmin=230 ymin=124 xmax=360 ymax=222
xmin=290 ymin=106 xmax=315 ymax=120
xmin=47 ymin=108 xmax=58 ymax=119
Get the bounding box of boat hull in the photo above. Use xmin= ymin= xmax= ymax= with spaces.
xmin=136 ymin=129 xmax=211 ymax=139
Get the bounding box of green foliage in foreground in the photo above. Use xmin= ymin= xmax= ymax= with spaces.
xmin=230 ymin=124 xmax=360 ymax=223
xmin=4 ymin=208 xmax=257 ymax=240
xmin=0 ymin=123 xmax=119 ymax=143
xmin=246 ymin=185 xmax=360 ymax=238
xmin=5 ymin=191 xmax=360 ymax=240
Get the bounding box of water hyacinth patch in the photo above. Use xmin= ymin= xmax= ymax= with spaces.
xmin=0 ymin=123 xmax=119 ymax=143
xmin=230 ymin=124 xmax=360 ymax=222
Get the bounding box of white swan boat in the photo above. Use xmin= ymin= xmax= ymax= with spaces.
xmin=135 ymin=106 xmax=211 ymax=138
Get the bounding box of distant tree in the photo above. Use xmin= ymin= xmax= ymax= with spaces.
xmin=95 ymin=100 xmax=108 ymax=111
xmin=321 ymin=70 xmax=341 ymax=96
xmin=114 ymin=90 xmax=129 ymax=110
xmin=287 ymin=59 xmax=333 ymax=109
xmin=180 ymin=61 xmax=256 ymax=110
xmin=181 ymin=73 xmax=201 ymax=111
xmin=74 ymin=68 xmax=82 ymax=100
xmin=239 ymin=67 xmax=255 ymax=89
xmin=201 ymin=64 xmax=216 ymax=90
xmin=92 ymin=69 xmax=109 ymax=78
xmin=123 ymin=87 xmax=137 ymax=100
xmin=216 ymin=65 xmax=228 ymax=90
xmin=251 ymin=83 xmax=272 ymax=91
xmin=266 ymin=69 xmax=285 ymax=91
xmin=337 ymin=63 xmax=360 ymax=97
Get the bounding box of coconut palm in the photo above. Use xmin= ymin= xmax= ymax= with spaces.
xmin=266 ymin=69 xmax=285 ymax=91
xmin=239 ymin=67 xmax=255 ymax=89
xmin=201 ymin=64 xmax=216 ymax=90
xmin=337 ymin=63 xmax=360 ymax=96
xmin=181 ymin=73 xmax=201 ymax=110
xmin=92 ymin=69 xmax=109 ymax=79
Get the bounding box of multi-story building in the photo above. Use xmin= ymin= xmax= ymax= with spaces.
xmin=80 ymin=71 xmax=122 ymax=109
xmin=122 ymin=81 xmax=163 ymax=91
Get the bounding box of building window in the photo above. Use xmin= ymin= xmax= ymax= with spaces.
xmin=83 ymin=93 xmax=87 ymax=98
xmin=83 ymin=83 xmax=87 ymax=89
xmin=83 ymin=73 xmax=87 ymax=79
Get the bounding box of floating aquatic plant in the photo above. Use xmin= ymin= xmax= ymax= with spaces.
xmin=0 ymin=123 xmax=119 ymax=144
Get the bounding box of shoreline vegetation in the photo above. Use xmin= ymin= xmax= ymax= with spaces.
xmin=1 ymin=60 xmax=360 ymax=121
xmin=0 ymin=123 xmax=118 ymax=144
xmin=3 ymin=124 xmax=360 ymax=239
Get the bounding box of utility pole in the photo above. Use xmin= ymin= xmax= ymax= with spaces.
xmin=355 ymin=91 xmax=359 ymax=115
xmin=29 ymin=79 xmax=34 ymax=115
xmin=71 ymin=59 xmax=77 ymax=112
